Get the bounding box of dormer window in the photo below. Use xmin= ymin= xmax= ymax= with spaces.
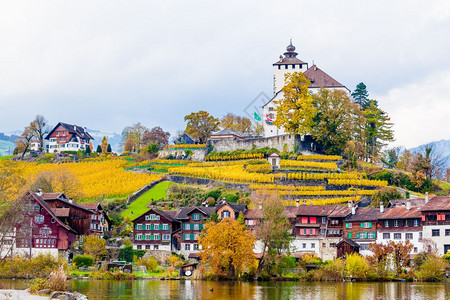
xmin=222 ymin=210 xmax=230 ymax=218
xmin=192 ymin=213 xmax=202 ymax=221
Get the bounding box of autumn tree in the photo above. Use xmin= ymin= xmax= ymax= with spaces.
xmin=121 ymin=123 xmax=149 ymax=149
xmin=0 ymin=161 xmax=26 ymax=203
xmin=16 ymin=125 xmax=35 ymax=159
xmin=252 ymin=190 xmax=292 ymax=276
xmin=82 ymin=235 xmax=107 ymax=261
xmin=30 ymin=115 xmax=50 ymax=151
xmin=198 ymin=218 xmax=256 ymax=277
xmin=123 ymin=139 xmax=137 ymax=152
xmin=184 ymin=111 xmax=220 ymax=143
xmin=220 ymin=113 xmax=252 ymax=132
xmin=310 ymin=88 xmax=363 ymax=155
xmin=142 ymin=126 xmax=170 ymax=148
xmin=273 ymin=72 xmax=315 ymax=135
xmin=389 ymin=240 xmax=413 ymax=276
xmin=252 ymin=122 xmax=264 ymax=136
xmin=367 ymin=243 xmax=393 ymax=279
xmin=363 ymin=100 xmax=394 ymax=161
xmin=412 ymin=145 xmax=448 ymax=180
xmin=30 ymin=170 xmax=83 ymax=200
xmin=351 ymin=82 xmax=370 ymax=109
xmin=101 ymin=136 xmax=108 ymax=153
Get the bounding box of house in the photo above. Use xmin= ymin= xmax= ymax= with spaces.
xmin=262 ymin=40 xmax=350 ymax=137
xmin=267 ymin=153 xmax=281 ymax=169
xmin=421 ymin=196 xmax=450 ymax=254
xmin=174 ymin=132 xmax=195 ymax=145
xmin=41 ymin=193 xmax=106 ymax=236
xmin=322 ymin=205 xmax=352 ymax=260
xmin=343 ymin=206 xmax=382 ymax=256
xmin=45 ymin=122 xmax=93 ymax=153
xmin=336 ymin=238 xmax=360 ymax=258
xmin=11 ymin=191 xmax=77 ymax=257
xmin=132 ymin=209 xmax=180 ymax=251
xmin=215 ymin=201 xmax=247 ymax=220
xmin=376 ymin=201 xmax=423 ymax=254
xmin=78 ymin=203 xmax=111 ymax=235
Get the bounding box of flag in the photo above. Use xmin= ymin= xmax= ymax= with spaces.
xmin=254 ymin=112 xmax=261 ymax=121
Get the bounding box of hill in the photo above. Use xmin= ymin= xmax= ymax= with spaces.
xmin=0 ymin=140 xmax=15 ymax=156
xmin=409 ymin=139 xmax=450 ymax=169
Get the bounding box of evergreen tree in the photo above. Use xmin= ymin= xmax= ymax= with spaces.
xmin=85 ymin=145 xmax=91 ymax=155
xmin=107 ymin=144 xmax=112 ymax=153
xmin=352 ymin=82 xmax=370 ymax=109
xmin=96 ymin=145 xmax=102 ymax=153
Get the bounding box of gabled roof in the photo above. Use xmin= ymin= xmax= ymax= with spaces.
xmin=175 ymin=206 xmax=216 ymax=220
xmin=389 ymin=199 xmax=427 ymax=207
xmin=345 ymin=208 xmax=382 ymax=222
xmin=78 ymin=203 xmax=100 ymax=211
xmin=52 ymin=208 xmax=70 ymax=217
xmin=378 ymin=206 xmax=422 ymax=219
xmin=329 ymin=206 xmax=352 ymax=218
xmin=273 ymin=57 xmax=307 ymax=65
xmin=42 ymin=196 xmax=95 ymax=214
xmin=295 ymin=205 xmax=336 ymax=217
xmin=303 ymin=65 xmax=346 ymax=89
xmin=45 ymin=122 xmax=93 ymax=141
xmin=26 ymin=191 xmax=77 ymax=234
xmin=336 ymin=238 xmax=360 ymax=248
xmin=421 ymin=196 xmax=450 ymax=211
xmin=215 ymin=202 xmax=247 ymax=214
xmin=131 ymin=208 xmax=180 ymax=223
xmin=211 ymin=129 xmax=245 ymax=138
xmin=40 ymin=192 xmax=67 ymax=200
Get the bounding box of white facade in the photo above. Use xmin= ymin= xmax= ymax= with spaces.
xmin=133 ymin=244 xmax=171 ymax=252
xmin=291 ymin=238 xmax=321 ymax=255
xmin=422 ymin=225 xmax=450 ymax=255
xmin=179 ymin=242 xmax=201 ymax=258
xmin=376 ymin=230 xmax=423 ymax=254
xmin=47 ymin=136 xmax=87 ymax=153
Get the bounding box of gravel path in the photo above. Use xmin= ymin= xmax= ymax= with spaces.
xmin=0 ymin=290 xmax=47 ymax=300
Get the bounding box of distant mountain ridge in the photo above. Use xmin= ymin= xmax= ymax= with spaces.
xmin=409 ymin=139 xmax=450 ymax=169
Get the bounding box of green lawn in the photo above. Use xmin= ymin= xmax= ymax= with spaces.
xmin=120 ymin=181 xmax=174 ymax=219
xmin=0 ymin=155 xmax=13 ymax=160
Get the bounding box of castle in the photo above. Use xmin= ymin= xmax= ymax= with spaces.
xmin=262 ymin=40 xmax=350 ymax=137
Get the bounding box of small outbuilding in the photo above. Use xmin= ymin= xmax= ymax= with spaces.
xmin=336 ymin=238 xmax=360 ymax=258
xmin=180 ymin=262 xmax=198 ymax=277
xmin=267 ymin=152 xmax=281 ymax=169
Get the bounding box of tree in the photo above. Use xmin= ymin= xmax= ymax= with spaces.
xmin=106 ymin=144 xmax=112 ymax=153
xmin=30 ymin=115 xmax=49 ymax=151
xmin=345 ymin=252 xmax=369 ymax=279
xmin=367 ymin=243 xmax=393 ymax=279
xmin=146 ymin=142 xmax=159 ymax=154
xmin=389 ymin=240 xmax=413 ymax=276
xmin=351 ymin=82 xmax=370 ymax=109
xmin=16 ymin=125 xmax=34 ymax=159
xmin=198 ymin=218 xmax=256 ymax=277
xmin=121 ymin=123 xmax=149 ymax=149
xmin=85 ymin=144 xmax=91 ymax=155
xmin=184 ymin=111 xmax=220 ymax=144
xmin=273 ymin=72 xmax=316 ymax=135
xmin=252 ymin=122 xmax=264 ymax=136
xmin=96 ymin=145 xmax=102 ymax=153
xmin=382 ymin=147 xmax=401 ymax=169
xmin=310 ymin=88 xmax=363 ymax=155
xmin=101 ymin=136 xmax=108 ymax=153
xmin=412 ymin=145 xmax=448 ymax=180
xmin=252 ymin=190 xmax=292 ymax=276
xmin=142 ymin=126 xmax=170 ymax=148
xmin=363 ymin=100 xmax=394 ymax=161
xmin=123 ymin=139 xmax=137 ymax=152
xmin=220 ymin=113 xmax=252 ymax=132
xmin=82 ymin=235 xmax=107 ymax=261
xmin=30 ymin=170 xmax=83 ymax=200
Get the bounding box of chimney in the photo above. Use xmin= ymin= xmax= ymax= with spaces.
xmin=74 ymin=125 xmax=77 ymax=131
xmin=313 ymin=65 xmax=317 ymax=71
xmin=351 ymin=206 xmax=356 ymax=215
xmin=406 ymin=199 xmax=411 ymax=211
xmin=35 ymin=189 xmax=43 ymax=197
xmin=348 ymin=201 xmax=353 ymax=208
xmin=69 ymin=199 xmax=73 ymax=203
xmin=380 ymin=202 xmax=384 ymax=213
xmin=258 ymin=204 xmax=263 ymax=210
xmin=279 ymin=55 xmax=283 ymax=63
xmin=425 ymin=192 xmax=429 ymax=204
xmin=296 ymin=200 xmax=300 ymax=207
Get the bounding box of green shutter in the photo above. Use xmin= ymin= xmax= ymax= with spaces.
xmin=364 ymin=232 xmax=368 ymax=239
xmin=190 ymin=224 xmax=194 ymax=230
xmin=360 ymin=222 xmax=364 ymax=228
xmin=150 ymin=235 xmax=154 ymax=240
xmin=158 ymin=235 xmax=161 ymax=240
xmin=357 ymin=233 xmax=360 ymax=239
xmin=348 ymin=232 xmax=352 ymax=238
xmin=190 ymin=233 xmax=194 ymax=240
xmin=368 ymin=222 xmax=372 ymax=228
xmin=345 ymin=223 xmax=349 ymax=229
xmin=373 ymin=232 xmax=376 ymax=238
xmin=135 ymin=235 xmax=138 ymax=240
xmin=199 ymin=224 xmax=203 ymax=230
xmin=182 ymin=234 xmax=185 ymax=240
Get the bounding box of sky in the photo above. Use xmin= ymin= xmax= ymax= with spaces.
xmin=0 ymin=0 xmax=449 ymax=149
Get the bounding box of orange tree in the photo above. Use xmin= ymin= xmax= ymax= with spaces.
xmin=198 ymin=218 xmax=256 ymax=278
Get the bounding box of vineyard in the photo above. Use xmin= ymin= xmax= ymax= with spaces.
xmin=0 ymin=159 xmax=163 ymax=201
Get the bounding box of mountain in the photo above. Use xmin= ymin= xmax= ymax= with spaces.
xmin=0 ymin=140 xmax=15 ymax=156
xmin=409 ymin=139 xmax=450 ymax=170
xmin=87 ymin=129 xmax=122 ymax=153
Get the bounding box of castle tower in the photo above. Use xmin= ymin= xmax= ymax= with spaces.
xmin=272 ymin=40 xmax=308 ymax=95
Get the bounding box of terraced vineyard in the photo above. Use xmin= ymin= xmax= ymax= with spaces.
xmin=165 ymin=155 xmax=388 ymax=206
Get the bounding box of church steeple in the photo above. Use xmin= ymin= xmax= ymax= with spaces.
xmin=284 ymin=39 xmax=298 ymax=58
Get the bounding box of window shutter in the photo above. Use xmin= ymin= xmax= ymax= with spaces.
xmin=364 ymin=232 xmax=368 ymax=239
xmin=150 ymin=235 xmax=154 ymax=240
xmin=368 ymin=222 xmax=372 ymax=228
xmin=199 ymin=224 xmax=203 ymax=230
xmin=357 ymin=233 xmax=360 ymax=239
xmin=190 ymin=224 xmax=194 ymax=230
xmin=190 ymin=233 xmax=194 ymax=240
xmin=135 ymin=235 xmax=138 ymax=240
xmin=345 ymin=223 xmax=349 ymax=229
xmin=360 ymin=222 xmax=364 ymax=228
xmin=373 ymin=232 xmax=376 ymax=238
xmin=348 ymin=232 xmax=352 ymax=238
xmin=182 ymin=234 xmax=185 ymax=240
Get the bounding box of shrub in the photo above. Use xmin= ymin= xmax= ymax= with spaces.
xmin=415 ymin=254 xmax=448 ymax=281
xmin=73 ymin=255 xmax=94 ymax=268
xmin=45 ymin=265 xmax=68 ymax=292
xmin=319 ymin=259 xmax=345 ymax=281
xmin=371 ymin=187 xmax=403 ymax=208
xmin=137 ymin=256 xmax=159 ymax=273
xmin=223 ymin=193 xmax=239 ymax=203
xmin=345 ymin=253 xmax=369 ymax=279
xmin=0 ymin=254 xmax=67 ymax=279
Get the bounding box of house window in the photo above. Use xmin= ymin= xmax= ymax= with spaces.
xmin=414 ymin=220 xmax=419 ymax=227
xmin=292 ymin=64 xmax=295 ymax=69
xmin=150 ymin=214 xmax=156 ymax=220
xmin=394 ymin=233 xmax=401 ymax=239
xmin=360 ymin=244 xmax=369 ymax=251
xmin=414 ymin=247 xmax=418 ymax=253
xmin=145 ymin=245 xmax=151 ymax=250
xmin=154 ymin=245 xmax=159 ymax=250
xmin=154 ymin=224 xmax=159 ymax=230
xmin=269 ymin=107 xmax=274 ymax=112
xmin=221 ymin=211 xmax=230 ymax=218
xmin=331 ymin=219 xmax=339 ymax=225
xmin=39 ymin=228 xmax=52 ymax=235
xmin=193 ymin=244 xmax=199 ymax=250
xmin=311 ymin=243 xmax=315 ymax=249
xmin=185 ymin=244 xmax=190 ymax=251
xmin=345 ymin=223 xmax=352 ymax=229
xmin=278 ymin=65 xmax=281 ymax=70
xmin=146 ymin=224 xmax=151 ymax=230
xmin=322 ymin=217 xmax=327 ymax=224
xmin=445 ymin=229 xmax=450 ymax=236
xmin=322 ymin=243 xmax=326 ymax=248
xmin=34 ymin=215 xmax=44 ymax=224
xmin=432 ymin=229 xmax=440 ymax=236
xmin=426 ymin=215 xmax=437 ymax=221
xmin=446 ymin=215 xmax=450 ymax=221
xmin=419 ymin=232 xmax=423 ymax=241
xmin=330 ymin=243 xmax=336 ymax=248
xmin=384 ymin=221 xmax=389 ymax=227
xmin=192 ymin=214 xmax=202 ymax=220
xmin=368 ymin=232 xmax=376 ymax=239
xmin=405 ymin=233 xmax=413 ymax=240
xmin=163 ymin=234 xmax=170 ymax=241
xmin=310 ymin=217 xmax=316 ymax=224
xmin=383 ymin=233 xmax=390 ymax=239
xmin=309 ymin=229 xmax=313 ymax=235
xmin=301 ymin=217 xmax=308 ymax=224
xmin=302 ymin=243 xmax=306 ymax=249
xmin=394 ymin=220 xmax=399 ymax=227
xmin=362 ymin=222 xmax=372 ymax=228
xmin=247 ymin=220 xmax=254 ymax=226
xmin=285 ymin=65 xmax=288 ymax=69
xmin=137 ymin=245 xmax=142 ymax=250
xmin=162 ymin=224 xmax=169 ymax=230
xmin=320 ymin=229 xmax=326 ymax=235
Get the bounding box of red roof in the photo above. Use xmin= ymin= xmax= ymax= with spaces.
xmin=40 ymin=193 xmax=66 ymax=200
xmin=379 ymin=206 xmax=422 ymax=219
xmin=421 ymin=196 xmax=450 ymax=211
xmin=303 ymin=65 xmax=345 ymax=89
xmin=52 ymin=208 xmax=70 ymax=217
xmin=78 ymin=203 xmax=100 ymax=210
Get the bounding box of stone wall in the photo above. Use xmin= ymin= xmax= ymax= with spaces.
xmin=208 ymin=134 xmax=299 ymax=153
xmin=168 ymin=175 xmax=250 ymax=192
xmin=158 ymin=149 xmax=207 ymax=161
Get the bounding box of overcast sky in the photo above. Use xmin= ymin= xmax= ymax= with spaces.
xmin=0 ymin=0 xmax=449 ymax=148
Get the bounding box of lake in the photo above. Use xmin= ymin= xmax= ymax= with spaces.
xmin=1 ymin=279 xmax=449 ymax=299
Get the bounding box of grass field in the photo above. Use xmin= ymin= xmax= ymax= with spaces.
xmin=121 ymin=181 xmax=174 ymax=219
xmin=0 ymin=155 xmax=13 ymax=160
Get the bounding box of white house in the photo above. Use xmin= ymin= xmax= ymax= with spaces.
xmin=45 ymin=122 xmax=93 ymax=153
xmin=421 ymin=196 xmax=450 ymax=255
xmin=262 ymin=40 xmax=350 ymax=137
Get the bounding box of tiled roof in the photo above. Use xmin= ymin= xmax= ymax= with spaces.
xmin=273 ymin=57 xmax=307 ymax=65
xmin=295 ymin=205 xmax=336 ymax=216
xmin=336 ymin=238 xmax=360 ymax=248
xmin=156 ymin=209 xmax=179 ymax=223
xmin=345 ymin=208 xmax=382 ymax=222
xmin=389 ymin=199 xmax=427 ymax=207
xmin=378 ymin=206 xmax=422 ymax=219
xmin=40 ymin=193 xmax=66 ymax=200
xmin=215 ymin=202 xmax=247 ymax=214
xmin=52 ymin=208 xmax=70 ymax=217
xmin=329 ymin=206 xmax=352 ymax=218
xmin=78 ymin=203 xmax=99 ymax=210
xmin=175 ymin=206 xmax=215 ymax=219
xmin=45 ymin=122 xmax=93 ymax=140
xmin=303 ymin=65 xmax=345 ymax=88
xmin=421 ymin=196 xmax=450 ymax=211
xmin=244 ymin=209 xmax=263 ymax=219
xmin=211 ymin=129 xmax=246 ymax=137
